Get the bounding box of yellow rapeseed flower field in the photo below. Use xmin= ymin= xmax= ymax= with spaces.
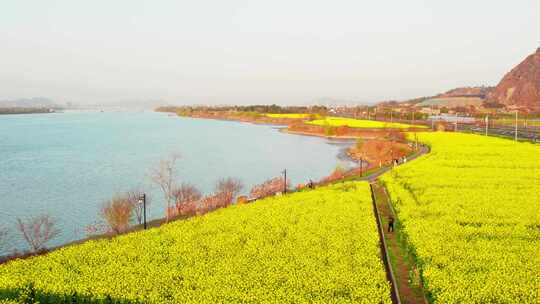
xmin=264 ymin=113 xmax=310 ymax=119
xmin=307 ymin=117 xmax=427 ymax=129
xmin=381 ymin=133 xmax=540 ymax=303
xmin=0 ymin=182 xmax=391 ymax=304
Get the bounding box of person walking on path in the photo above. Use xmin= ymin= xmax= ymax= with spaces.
xmin=388 ymin=216 xmax=395 ymax=232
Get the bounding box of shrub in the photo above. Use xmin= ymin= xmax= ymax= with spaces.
xmin=100 ymin=195 xmax=134 ymax=234
xmin=16 ymin=214 xmax=60 ymax=253
xmin=236 ymin=196 xmax=248 ymax=205
xmin=249 ymin=177 xmax=287 ymax=199
xmin=197 ymin=193 xmax=226 ymax=215
xmin=214 ymin=177 xmax=243 ymax=205
xmin=177 ymin=201 xmax=198 ymax=217
xmin=169 ymin=183 xmax=202 ymax=217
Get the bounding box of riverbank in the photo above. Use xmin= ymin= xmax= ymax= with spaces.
xmin=0 ymin=111 xmax=349 ymax=257
xmin=156 ymin=108 xmax=306 ymax=126
xmin=279 ymin=127 xmax=413 ymax=167
xmin=162 ymin=109 xmax=419 ymax=169
xmin=157 ymin=108 xmax=428 ymax=136
xmin=0 ymin=135 xmax=429 ymax=266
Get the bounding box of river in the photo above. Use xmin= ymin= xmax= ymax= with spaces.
xmin=0 ymin=111 xmax=355 ymax=254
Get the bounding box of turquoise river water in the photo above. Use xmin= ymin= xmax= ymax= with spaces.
xmin=0 ymin=111 xmax=355 ymax=254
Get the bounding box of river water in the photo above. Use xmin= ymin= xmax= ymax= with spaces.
xmin=0 ymin=111 xmax=354 ymax=254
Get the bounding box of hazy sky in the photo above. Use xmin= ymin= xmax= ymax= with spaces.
xmin=1 ymin=0 xmax=539 ymax=105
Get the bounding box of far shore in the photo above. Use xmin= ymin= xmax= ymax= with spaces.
xmin=160 ymin=110 xmax=419 ymax=165
xmin=0 ymin=108 xmax=57 ymax=115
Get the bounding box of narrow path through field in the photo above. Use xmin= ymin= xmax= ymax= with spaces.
xmin=358 ymin=144 xmax=430 ymax=182
xmin=371 ymin=182 xmax=427 ymax=304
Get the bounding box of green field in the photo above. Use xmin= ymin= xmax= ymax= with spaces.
xmin=381 ymin=133 xmax=540 ymax=303
xmin=307 ymin=117 xmax=427 ymax=129
xmin=0 ymin=183 xmax=391 ymax=304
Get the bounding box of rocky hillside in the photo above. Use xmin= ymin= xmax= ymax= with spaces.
xmin=439 ymin=86 xmax=493 ymax=98
xmin=489 ymin=48 xmax=540 ymax=110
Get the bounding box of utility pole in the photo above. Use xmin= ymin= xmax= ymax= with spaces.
xmin=390 ymin=111 xmax=393 ymax=123
xmin=431 ymin=105 xmax=434 ymax=130
xmin=485 ymin=115 xmax=489 ymax=136
xmin=138 ymin=193 xmax=147 ymax=229
xmin=515 ymin=110 xmax=518 ymax=141
xmin=282 ymin=169 xmax=287 ymax=194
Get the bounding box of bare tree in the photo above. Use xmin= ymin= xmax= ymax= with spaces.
xmin=84 ymin=221 xmax=108 ymax=237
xmin=215 ymin=177 xmax=243 ymax=205
xmin=0 ymin=225 xmax=9 ymax=252
xmin=189 ymin=179 xmax=242 ymax=216
xmin=16 ymin=214 xmax=60 ymax=253
xmin=126 ymin=189 xmax=151 ymax=225
xmin=150 ymin=153 xmax=180 ymax=222
xmin=101 ymin=194 xmax=134 ymax=234
xmin=249 ymin=177 xmax=286 ymax=199
xmin=172 ymin=183 xmax=202 ymax=206
xmin=168 ymin=183 xmax=202 ymax=218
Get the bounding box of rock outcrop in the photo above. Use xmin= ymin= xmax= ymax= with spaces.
xmin=489 ymin=48 xmax=540 ymax=110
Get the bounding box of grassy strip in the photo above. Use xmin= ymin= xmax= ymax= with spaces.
xmin=372 ymin=182 xmax=427 ymax=304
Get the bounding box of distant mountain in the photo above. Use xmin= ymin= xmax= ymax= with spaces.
xmin=489 ymin=48 xmax=540 ymax=111
xmin=414 ymin=86 xmax=492 ymax=108
xmin=0 ymin=97 xmax=57 ymax=108
xmin=439 ymin=86 xmax=493 ymax=98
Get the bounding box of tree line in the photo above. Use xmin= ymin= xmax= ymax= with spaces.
xmin=156 ymin=104 xmax=329 ymax=115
